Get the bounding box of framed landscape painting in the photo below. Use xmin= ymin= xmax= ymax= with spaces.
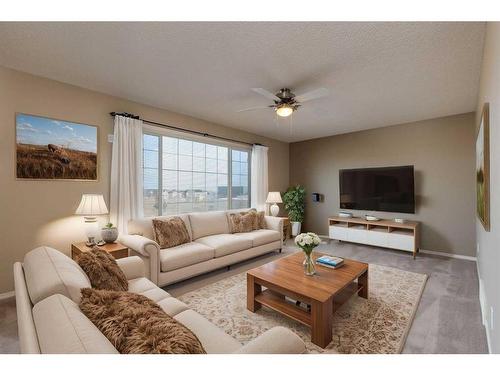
xmin=16 ymin=113 xmax=98 ymax=181
xmin=476 ymin=103 xmax=490 ymax=231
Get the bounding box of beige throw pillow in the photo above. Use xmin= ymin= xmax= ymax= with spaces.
xmin=76 ymin=247 xmax=128 ymax=291
xmin=152 ymin=217 xmax=190 ymax=249
xmin=79 ymin=288 xmax=206 ymax=354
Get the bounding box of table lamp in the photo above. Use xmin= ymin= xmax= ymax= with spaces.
xmin=266 ymin=192 xmax=283 ymax=217
xmin=75 ymin=194 xmax=109 ymax=246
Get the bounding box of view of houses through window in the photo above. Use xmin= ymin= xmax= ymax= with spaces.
xmin=143 ymin=133 xmax=250 ymax=217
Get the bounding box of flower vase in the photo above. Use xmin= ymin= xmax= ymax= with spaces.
xmin=303 ymin=252 xmax=316 ymax=276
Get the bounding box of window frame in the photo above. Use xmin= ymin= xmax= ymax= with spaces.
xmin=142 ymin=124 xmax=251 ymax=216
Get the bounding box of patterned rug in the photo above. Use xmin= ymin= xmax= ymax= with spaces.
xmin=178 ymin=263 xmax=427 ymax=354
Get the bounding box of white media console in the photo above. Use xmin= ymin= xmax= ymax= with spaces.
xmin=328 ymin=216 xmax=420 ymax=258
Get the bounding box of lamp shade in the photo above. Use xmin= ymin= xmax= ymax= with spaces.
xmin=266 ymin=192 xmax=283 ymax=204
xmin=75 ymin=194 xmax=109 ymax=216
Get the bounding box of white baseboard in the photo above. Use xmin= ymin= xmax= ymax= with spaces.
xmin=0 ymin=290 xmax=14 ymax=300
xmin=477 ymin=263 xmax=492 ymax=354
xmin=419 ymin=249 xmax=477 ymax=261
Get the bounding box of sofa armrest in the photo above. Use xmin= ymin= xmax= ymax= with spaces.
xmin=234 ymin=327 xmax=306 ymax=354
xmin=119 ymin=234 xmax=160 ymax=284
xmin=264 ymin=216 xmax=284 ymax=233
xmin=119 ymin=234 xmax=159 ymax=257
xmin=116 ymin=256 xmax=145 ymax=280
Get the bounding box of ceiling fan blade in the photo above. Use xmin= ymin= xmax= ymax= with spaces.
xmin=295 ymin=88 xmax=329 ymax=103
xmin=236 ymin=106 xmax=272 ymax=113
xmin=251 ymin=88 xmax=280 ymax=102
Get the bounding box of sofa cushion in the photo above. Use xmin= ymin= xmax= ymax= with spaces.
xmin=128 ymin=214 xmax=192 ymax=241
xmin=76 ymin=247 xmax=128 ymax=291
xmin=174 ymin=309 xmax=241 ymax=354
xmin=195 ymin=234 xmax=253 ymax=257
xmin=157 ymin=297 xmax=190 ymax=316
xmin=128 ymin=277 xmax=171 ymax=302
xmin=160 ymin=242 xmax=215 ymax=272
xmin=32 ymin=294 xmax=118 ymax=354
xmin=79 ymin=288 xmax=206 ymax=354
xmin=188 ymin=211 xmax=230 ymax=240
xmin=23 ymin=246 xmax=91 ymax=305
xmin=128 ymin=278 xmax=189 ymax=316
xmin=152 ymin=217 xmax=191 ymax=249
xmin=233 ymin=229 xmax=282 ymax=247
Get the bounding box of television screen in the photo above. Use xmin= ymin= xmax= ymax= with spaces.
xmin=339 ymin=166 xmax=415 ymax=214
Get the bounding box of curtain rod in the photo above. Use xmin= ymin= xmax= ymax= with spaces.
xmin=110 ymin=112 xmax=263 ymax=147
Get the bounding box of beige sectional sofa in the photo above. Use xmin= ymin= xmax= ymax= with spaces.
xmin=14 ymin=246 xmax=305 ymax=354
xmin=121 ymin=210 xmax=284 ymax=287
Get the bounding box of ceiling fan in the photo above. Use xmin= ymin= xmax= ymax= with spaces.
xmin=238 ymin=87 xmax=329 ymax=117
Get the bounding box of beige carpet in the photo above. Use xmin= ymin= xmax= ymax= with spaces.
xmin=178 ymin=263 xmax=427 ymax=353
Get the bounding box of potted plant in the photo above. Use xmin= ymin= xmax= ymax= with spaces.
xmin=282 ymin=185 xmax=306 ymax=236
xmin=101 ymin=222 xmax=118 ymax=243
xmin=295 ymin=232 xmax=321 ymax=275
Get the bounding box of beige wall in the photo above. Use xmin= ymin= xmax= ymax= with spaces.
xmin=290 ymin=113 xmax=476 ymax=257
xmin=0 ymin=66 xmax=289 ymax=293
xmin=475 ymin=22 xmax=500 ymax=353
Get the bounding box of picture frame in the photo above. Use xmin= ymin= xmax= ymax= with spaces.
xmin=476 ymin=103 xmax=490 ymax=231
xmin=15 ymin=113 xmax=99 ymax=181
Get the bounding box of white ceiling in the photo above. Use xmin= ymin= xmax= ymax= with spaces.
xmin=0 ymin=22 xmax=486 ymax=142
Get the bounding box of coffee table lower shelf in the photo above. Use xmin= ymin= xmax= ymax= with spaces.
xmin=250 ymin=279 xmax=365 ymax=348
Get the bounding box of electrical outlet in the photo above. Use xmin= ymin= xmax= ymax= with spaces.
xmin=491 ymin=307 xmax=494 ymax=331
xmin=107 ymin=134 xmax=114 ymax=143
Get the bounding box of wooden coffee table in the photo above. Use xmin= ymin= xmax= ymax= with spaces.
xmin=247 ymin=252 xmax=368 ymax=348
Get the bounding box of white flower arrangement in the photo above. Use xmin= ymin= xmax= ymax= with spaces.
xmin=294 ymin=232 xmax=321 ymax=254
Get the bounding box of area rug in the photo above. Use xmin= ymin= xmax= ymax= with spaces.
xmin=178 ymin=263 xmax=427 ymax=354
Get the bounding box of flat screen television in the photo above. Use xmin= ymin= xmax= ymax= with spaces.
xmin=339 ymin=166 xmax=415 ymax=214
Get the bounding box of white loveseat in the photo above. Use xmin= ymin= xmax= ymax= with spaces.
xmin=14 ymin=246 xmax=305 ymax=354
xmin=120 ymin=210 xmax=284 ymax=287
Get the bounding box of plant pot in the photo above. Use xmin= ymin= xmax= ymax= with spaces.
xmin=291 ymin=221 xmax=301 ymax=236
xmin=101 ymin=227 xmax=118 ymax=243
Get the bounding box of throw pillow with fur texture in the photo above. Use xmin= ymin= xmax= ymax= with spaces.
xmin=77 ymin=247 xmax=128 ymax=291
xmin=229 ymin=211 xmax=257 ymax=233
xmin=152 ymin=217 xmax=191 ymax=249
xmin=79 ymin=288 xmax=206 ymax=354
xmin=255 ymin=211 xmax=266 ymax=230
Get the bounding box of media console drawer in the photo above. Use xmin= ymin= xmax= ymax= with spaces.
xmin=328 ymin=217 xmax=420 ymax=258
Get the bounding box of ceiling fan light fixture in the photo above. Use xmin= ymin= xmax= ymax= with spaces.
xmin=276 ymin=104 xmax=294 ymax=117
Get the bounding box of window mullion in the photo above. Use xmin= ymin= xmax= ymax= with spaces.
xmin=228 ymin=148 xmax=232 ymax=210
xmin=158 ymin=135 xmax=163 ymax=216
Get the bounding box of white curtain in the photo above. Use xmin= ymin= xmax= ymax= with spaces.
xmin=251 ymin=144 xmax=269 ymax=212
xmin=109 ymin=115 xmax=143 ymax=234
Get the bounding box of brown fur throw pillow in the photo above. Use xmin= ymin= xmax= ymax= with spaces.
xmin=77 ymin=247 xmax=128 ymax=291
xmin=152 ymin=217 xmax=190 ymax=249
xmin=255 ymin=211 xmax=266 ymax=230
xmin=229 ymin=211 xmax=257 ymax=233
xmin=79 ymin=288 xmax=206 ymax=354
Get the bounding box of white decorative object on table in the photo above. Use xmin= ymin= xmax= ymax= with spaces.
xmin=295 ymin=232 xmax=321 ymax=276
xmin=266 ymin=191 xmax=283 ymax=217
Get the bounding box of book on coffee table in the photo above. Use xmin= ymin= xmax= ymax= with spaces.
xmin=316 ymin=255 xmax=344 ymax=269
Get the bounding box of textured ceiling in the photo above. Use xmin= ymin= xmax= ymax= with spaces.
xmin=0 ymin=22 xmax=486 ymax=142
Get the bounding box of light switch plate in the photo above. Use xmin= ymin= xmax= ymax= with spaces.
xmin=107 ymin=134 xmax=114 ymax=143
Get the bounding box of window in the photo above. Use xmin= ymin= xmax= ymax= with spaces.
xmin=143 ymin=133 xmax=250 ymax=216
